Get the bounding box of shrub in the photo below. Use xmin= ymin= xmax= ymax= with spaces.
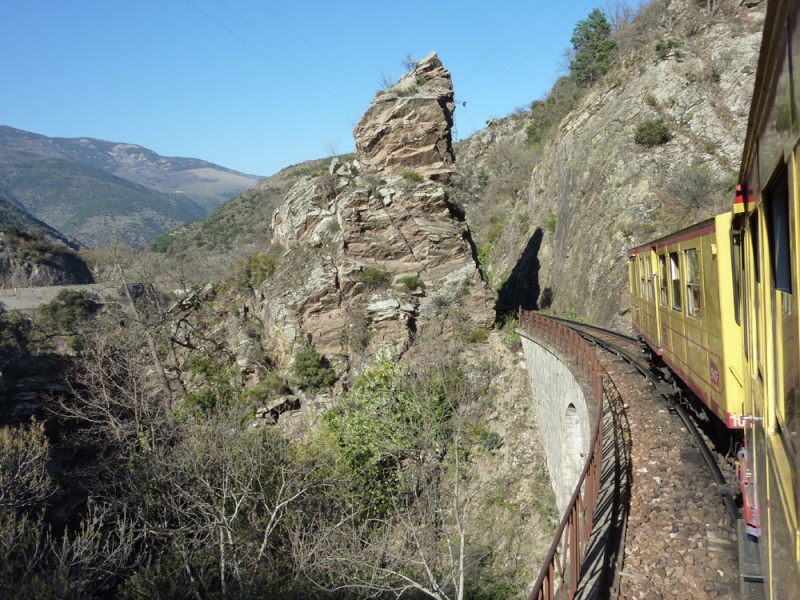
xmin=479 ymin=430 xmax=503 ymax=451
xmin=38 ymin=290 xmax=96 ymax=336
xmin=399 ymin=274 xmax=421 ymax=291
xmin=323 ymin=353 xmax=455 ymax=514
xmin=291 ymin=345 xmax=336 ymax=390
xmin=499 ymin=315 xmax=521 ymax=351
xmin=544 ymin=211 xmax=557 ymax=233
xmin=354 ymin=267 xmax=391 ymax=290
xmin=245 ymin=246 xmax=281 ymax=287
xmin=634 ymin=119 xmax=670 ymax=146
xmin=654 ymin=39 xmax=684 ymax=62
xmin=401 ymin=170 xmax=424 ymax=183
xmin=667 ymin=160 xmax=719 ymax=209
xmin=466 ymin=329 xmax=489 ymax=343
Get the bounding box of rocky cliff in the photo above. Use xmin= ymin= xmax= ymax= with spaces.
xmin=170 ymin=53 xmax=494 ymax=399
xmin=0 ymin=229 xmax=93 ymax=289
xmin=455 ymin=0 xmax=765 ymax=331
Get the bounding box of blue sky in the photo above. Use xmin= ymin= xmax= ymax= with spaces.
xmin=2 ymin=0 xmax=617 ymax=177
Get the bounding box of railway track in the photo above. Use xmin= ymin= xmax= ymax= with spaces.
xmin=561 ymin=318 xmax=739 ymax=525
xmin=556 ymin=317 xmax=743 ymax=598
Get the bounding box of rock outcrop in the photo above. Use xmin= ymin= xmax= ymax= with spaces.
xmin=0 ymin=232 xmax=93 ymax=289
xmin=353 ymin=51 xmax=456 ymax=178
xmin=169 ymin=52 xmax=493 ymax=400
xmin=263 ymin=158 xmax=494 ymax=376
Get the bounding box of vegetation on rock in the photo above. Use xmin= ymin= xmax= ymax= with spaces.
xmin=634 ymin=118 xmax=671 ymax=146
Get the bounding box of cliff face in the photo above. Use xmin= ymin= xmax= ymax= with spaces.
xmin=263 ymin=159 xmax=493 ymax=371
xmin=456 ymin=0 xmax=765 ymax=331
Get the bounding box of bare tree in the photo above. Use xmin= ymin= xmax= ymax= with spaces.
xmin=605 ymin=0 xmax=637 ymax=35
xmin=295 ymin=356 xmax=491 ymax=600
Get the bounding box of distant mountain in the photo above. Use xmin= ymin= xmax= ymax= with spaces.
xmin=0 ymin=126 xmax=263 ymax=247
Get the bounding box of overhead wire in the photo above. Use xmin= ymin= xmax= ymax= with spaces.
xmin=460 ymin=0 xmax=597 ymax=107
xmin=252 ymin=0 xmax=372 ymax=95
xmin=212 ymin=0 xmax=366 ymax=104
xmin=182 ymin=0 xmax=363 ymax=107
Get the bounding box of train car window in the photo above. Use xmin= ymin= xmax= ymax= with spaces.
xmin=640 ymin=257 xmax=647 ymax=297
xmin=751 ymin=211 xmax=761 ymax=284
xmin=686 ymin=249 xmax=701 ymax=318
xmin=766 ymin=176 xmax=792 ymax=293
xmin=647 ymin=259 xmax=655 ymax=301
xmin=731 ymin=230 xmax=742 ymax=325
xmin=670 ymin=252 xmax=682 ymax=312
xmin=628 ymin=257 xmax=636 ymax=297
xmin=659 ymin=255 xmax=668 ymax=306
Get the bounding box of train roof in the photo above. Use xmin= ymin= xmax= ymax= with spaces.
xmin=627 ymin=215 xmax=720 ymax=256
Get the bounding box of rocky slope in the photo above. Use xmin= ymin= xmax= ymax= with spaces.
xmin=456 ymin=0 xmax=765 ymax=331
xmin=0 ymin=227 xmax=93 ymax=289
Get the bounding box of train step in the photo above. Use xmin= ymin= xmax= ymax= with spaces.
xmin=738 ymin=519 xmax=766 ymax=600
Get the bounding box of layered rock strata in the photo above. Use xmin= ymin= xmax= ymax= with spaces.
xmin=353 ymin=51 xmax=456 ymax=178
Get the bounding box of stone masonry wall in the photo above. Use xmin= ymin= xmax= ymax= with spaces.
xmin=519 ymin=331 xmax=596 ymax=514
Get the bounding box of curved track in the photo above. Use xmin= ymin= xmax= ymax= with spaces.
xmin=560 ymin=319 xmax=739 ymax=526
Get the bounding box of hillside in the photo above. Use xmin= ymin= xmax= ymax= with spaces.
xmin=142 ymin=157 xmax=330 ymax=285
xmin=0 ymin=195 xmax=81 ymax=249
xmin=453 ymin=0 xmax=765 ymax=331
xmin=0 ymin=126 xmax=263 ymax=247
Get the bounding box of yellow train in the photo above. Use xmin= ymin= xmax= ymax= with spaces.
xmin=628 ymin=0 xmax=800 ymax=595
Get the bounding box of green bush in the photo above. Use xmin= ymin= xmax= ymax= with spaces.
xmin=466 ymin=329 xmax=489 ymax=343
xmin=291 ymin=345 xmax=336 ymax=390
xmin=654 ymin=39 xmax=684 ymax=62
xmin=38 ymin=290 xmax=96 ymax=336
xmin=399 ymin=274 xmax=421 ymax=291
xmin=354 ymin=266 xmax=391 ymax=290
xmin=245 ymin=247 xmax=281 ymax=287
xmin=401 ymin=170 xmax=424 ymax=183
xmin=499 ymin=315 xmax=521 ymax=350
xmin=634 ymin=119 xmax=670 ymax=146
xmin=324 ymin=354 xmax=454 ymax=514
xmin=479 ymin=430 xmax=503 ymax=451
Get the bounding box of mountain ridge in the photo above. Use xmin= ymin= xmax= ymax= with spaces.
xmin=0 ymin=125 xmax=263 ymax=247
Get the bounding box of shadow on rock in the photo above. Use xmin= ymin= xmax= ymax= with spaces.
xmin=497 ymin=228 xmax=545 ymax=313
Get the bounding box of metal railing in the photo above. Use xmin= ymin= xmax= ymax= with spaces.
xmin=518 ymin=309 xmax=606 ymax=600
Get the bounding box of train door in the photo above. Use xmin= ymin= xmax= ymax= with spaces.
xmin=746 ymin=206 xmax=773 ymax=586
xmin=644 ymin=251 xmax=658 ymax=344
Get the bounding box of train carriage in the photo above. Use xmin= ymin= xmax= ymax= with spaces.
xmin=627 ymin=214 xmax=745 ymax=429
xmin=627 ymin=0 xmax=800 ymax=595
xmin=734 ymin=0 xmax=800 ymax=596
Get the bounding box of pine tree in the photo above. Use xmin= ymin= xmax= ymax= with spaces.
xmin=569 ymin=9 xmax=617 ymax=86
